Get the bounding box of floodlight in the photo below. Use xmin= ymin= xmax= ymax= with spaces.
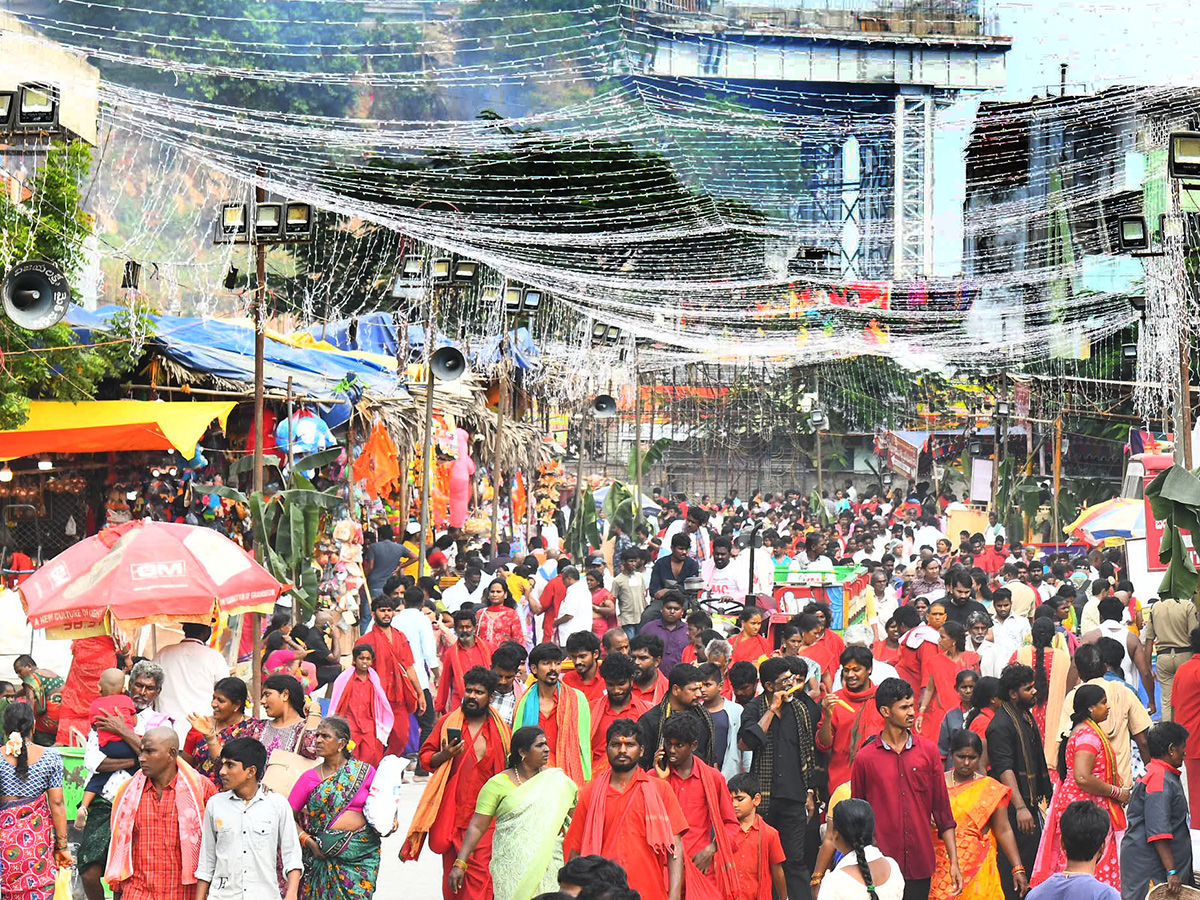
xmin=1118 ymin=216 xmax=1148 ymax=251
xmin=1130 ymin=295 xmax=1147 ymax=312
xmin=453 ymin=259 xmax=479 ymax=280
xmin=217 ymin=203 xmax=248 ymax=242
xmin=882 ymin=472 xmax=894 ymax=487
xmin=995 ymin=400 xmax=1011 ymax=418
xmin=432 ymin=256 xmax=453 ymax=280
xmin=969 ymin=440 xmax=983 ymax=456
xmin=13 ymin=84 xmax=58 ymax=131
xmin=809 ymin=408 xmax=827 ymax=430
xmin=0 ymin=92 xmax=14 ymax=130
xmin=522 ymin=289 xmax=543 ymax=311
xmin=591 ymin=322 xmax=608 ymax=342
xmin=504 ymin=286 xmax=525 ymax=313
xmin=401 ymin=255 xmax=423 ymax=278
xmin=1169 ymin=132 xmax=1200 ymax=179
xmin=37 ymin=457 xmax=52 ymax=471
xmin=254 ymin=203 xmax=283 ymax=241
xmin=1122 ymin=343 xmax=1139 ymax=360
xmin=284 ymin=203 xmax=313 ymax=239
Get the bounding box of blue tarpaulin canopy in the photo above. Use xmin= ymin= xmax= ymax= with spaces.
xmin=68 ymin=306 xmax=405 ymax=428
xmin=304 ymin=313 xmax=539 ymax=371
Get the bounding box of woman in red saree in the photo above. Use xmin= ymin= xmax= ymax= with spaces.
xmin=330 ymin=645 xmax=395 ymax=768
xmin=1030 ymin=684 xmax=1127 ymax=889
xmin=918 ymin=620 xmax=980 ymax=742
xmin=476 ymin=579 xmax=524 ymax=650
xmin=586 ymin=569 xmax=617 ymax=637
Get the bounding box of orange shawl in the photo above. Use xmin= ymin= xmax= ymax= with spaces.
xmin=581 ymin=767 xmax=675 ymax=859
xmin=514 ymin=682 xmax=592 ymax=785
xmin=400 ymin=707 xmax=511 ymax=860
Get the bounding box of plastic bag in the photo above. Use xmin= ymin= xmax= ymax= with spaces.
xmin=364 ymin=754 xmax=406 ymax=836
xmin=54 ymin=867 xmax=73 ymax=900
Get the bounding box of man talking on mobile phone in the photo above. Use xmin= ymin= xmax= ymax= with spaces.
xmin=403 ymin=666 xmax=511 ymax=900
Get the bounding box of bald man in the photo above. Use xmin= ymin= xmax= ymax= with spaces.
xmin=104 ymin=726 xmax=217 ymax=900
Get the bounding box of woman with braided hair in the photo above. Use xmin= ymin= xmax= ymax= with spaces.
xmin=816 ymin=798 xmax=903 ymax=899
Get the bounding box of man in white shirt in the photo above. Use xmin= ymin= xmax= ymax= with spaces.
xmin=394 ymin=585 xmax=440 ymax=752
xmin=998 ymin=563 xmax=1038 ymax=619
xmin=657 ymin=507 xmax=712 ymax=562
xmin=984 ymin=511 xmax=1006 ymax=545
xmin=441 ymin=565 xmax=486 ymax=612
xmin=989 ymin=588 xmax=1030 ymax=664
xmin=701 ymin=535 xmax=747 ymax=604
xmin=867 ymin=568 xmax=899 ymax=640
xmin=555 ymin=566 xmax=594 ymax=644
xmin=966 ymin=611 xmax=1002 ymax=678
xmin=154 ymin=623 xmax=229 ymax=742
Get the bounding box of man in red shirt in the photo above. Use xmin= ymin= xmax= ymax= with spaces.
xmin=849 ymin=677 xmax=961 ymax=898
xmin=815 ymin=646 xmax=882 ymax=793
xmin=564 ymin=717 xmax=688 ymax=900
xmin=1168 ymin=626 xmax=1200 ymax=824
xmin=359 ymin=595 xmax=427 ymax=754
xmin=531 ymin=559 xmax=569 ymax=644
xmin=630 ymin=633 xmax=669 ymax=704
xmin=590 ymin=652 xmax=649 ymax=772
xmin=562 ymin=631 xmax=606 ymax=703
xmin=657 ymin=716 xmax=739 ymax=900
xmin=976 ymin=535 xmax=1008 ymax=577
xmin=435 ymin=609 xmax=492 ymax=714
xmin=103 ymin=727 xmax=218 ymax=900
xmin=513 ymin=643 xmax=591 ymax=785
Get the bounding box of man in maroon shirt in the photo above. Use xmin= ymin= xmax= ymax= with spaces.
xmin=849 ymin=677 xmax=960 ymax=900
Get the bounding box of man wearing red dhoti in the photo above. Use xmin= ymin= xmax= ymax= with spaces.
xmin=405 ymin=666 xmax=510 ymax=900
xmin=564 ymin=717 xmax=688 ymax=900
xmin=513 ymin=643 xmax=591 ymax=785
xmin=660 ymin=716 xmax=739 ymax=900
xmin=436 ymin=609 xmax=492 ymax=715
xmin=814 ymin=645 xmax=883 ymax=793
xmin=358 ymin=595 xmax=426 ymax=755
xmin=590 ymin=652 xmax=649 ymax=773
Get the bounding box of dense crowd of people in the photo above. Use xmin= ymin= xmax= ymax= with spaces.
xmin=1 ymin=484 xmax=1195 ymax=900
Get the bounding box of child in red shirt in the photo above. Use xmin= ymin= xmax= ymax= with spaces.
xmin=75 ymin=668 xmax=137 ymax=829
xmin=728 ymin=773 xmax=787 ymax=900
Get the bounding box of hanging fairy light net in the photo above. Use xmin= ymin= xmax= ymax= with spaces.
xmin=7 ymin=0 xmax=1192 ymax=417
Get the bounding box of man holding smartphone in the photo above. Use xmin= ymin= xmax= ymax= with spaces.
xmin=405 ymin=666 xmax=509 ymax=900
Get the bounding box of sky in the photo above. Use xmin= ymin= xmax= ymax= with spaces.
xmin=994 ymin=0 xmax=1200 ymax=99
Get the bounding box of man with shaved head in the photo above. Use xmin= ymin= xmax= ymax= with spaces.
xmin=104 ymin=725 xmax=217 ymax=900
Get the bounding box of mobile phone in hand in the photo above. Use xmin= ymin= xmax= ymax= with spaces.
xmin=446 ymin=727 xmax=462 ymax=744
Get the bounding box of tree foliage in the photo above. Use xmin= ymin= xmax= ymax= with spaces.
xmin=0 ymin=141 xmax=145 ymax=428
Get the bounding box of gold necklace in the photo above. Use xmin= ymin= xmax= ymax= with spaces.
xmin=513 ymin=767 xmax=523 ymax=785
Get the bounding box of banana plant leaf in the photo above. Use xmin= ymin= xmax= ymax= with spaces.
xmin=627 ymin=437 xmax=671 ymax=483
xmin=1144 ymin=465 xmax=1200 ymax=601
xmin=565 ymin=485 xmax=601 ymax=561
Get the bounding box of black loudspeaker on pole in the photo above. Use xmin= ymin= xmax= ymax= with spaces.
xmin=2 ymin=260 xmax=70 ymax=330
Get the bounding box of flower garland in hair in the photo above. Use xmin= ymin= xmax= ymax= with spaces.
xmin=3 ymin=731 xmax=22 ymax=756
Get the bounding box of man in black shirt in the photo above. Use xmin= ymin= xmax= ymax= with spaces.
xmin=986 ymin=663 xmax=1051 ymax=900
xmin=636 ymin=663 xmax=716 ymax=768
xmin=943 ymin=569 xmax=989 ymax=628
xmin=738 ymin=656 xmax=820 ymax=900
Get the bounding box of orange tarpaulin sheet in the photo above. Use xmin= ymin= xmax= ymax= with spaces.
xmin=0 ymin=400 xmax=235 ymax=460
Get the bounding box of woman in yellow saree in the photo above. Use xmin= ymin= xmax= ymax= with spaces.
xmin=931 ymin=730 xmax=1029 ymax=900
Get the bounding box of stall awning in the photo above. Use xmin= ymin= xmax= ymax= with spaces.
xmin=0 ymin=400 xmax=235 ymax=459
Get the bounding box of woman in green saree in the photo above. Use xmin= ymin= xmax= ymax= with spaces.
xmin=449 ymin=726 xmax=578 ymax=900
xmin=287 ymin=716 xmax=380 ymax=900
xmin=13 ymin=655 xmax=64 ymax=746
